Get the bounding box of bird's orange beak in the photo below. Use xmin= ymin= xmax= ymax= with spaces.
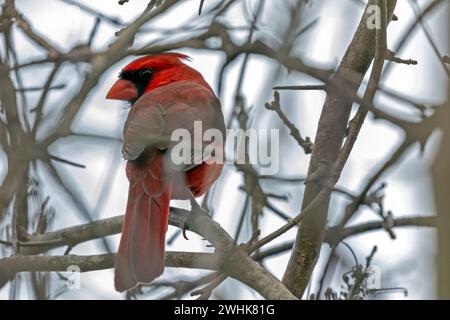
xmin=106 ymin=79 xmax=138 ymax=101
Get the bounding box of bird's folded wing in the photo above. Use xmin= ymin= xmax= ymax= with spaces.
xmin=122 ymin=81 xmax=224 ymax=167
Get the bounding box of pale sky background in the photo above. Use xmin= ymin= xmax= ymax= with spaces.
xmin=0 ymin=0 xmax=448 ymax=299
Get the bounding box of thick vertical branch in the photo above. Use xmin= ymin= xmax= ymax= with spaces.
xmin=282 ymin=0 xmax=397 ymax=297
xmin=0 ymin=63 xmax=30 ymax=235
xmin=434 ymin=2 xmax=450 ymax=300
xmin=434 ymin=100 xmax=450 ymax=298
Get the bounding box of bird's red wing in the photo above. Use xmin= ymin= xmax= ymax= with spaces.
xmin=122 ymin=81 xmax=225 ymax=164
xmin=122 ymin=101 xmax=165 ymax=161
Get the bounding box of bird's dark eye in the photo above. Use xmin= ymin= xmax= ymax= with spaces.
xmin=137 ymin=69 xmax=152 ymax=82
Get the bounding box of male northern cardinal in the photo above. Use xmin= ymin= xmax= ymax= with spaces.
xmin=106 ymin=53 xmax=225 ymax=292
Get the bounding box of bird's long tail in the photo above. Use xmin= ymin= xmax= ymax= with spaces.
xmin=114 ymin=155 xmax=171 ymax=292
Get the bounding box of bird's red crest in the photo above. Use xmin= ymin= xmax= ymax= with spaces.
xmin=106 ymin=52 xmax=210 ymax=102
xmin=122 ymin=53 xmax=192 ymax=72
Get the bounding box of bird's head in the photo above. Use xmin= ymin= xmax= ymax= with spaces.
xmin=106 ymin=52 xmax=207 ymax=104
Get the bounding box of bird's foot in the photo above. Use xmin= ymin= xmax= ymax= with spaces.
xmin=182 ymin=225 xmax=189 ymax=240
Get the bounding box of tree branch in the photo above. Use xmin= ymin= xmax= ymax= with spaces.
xmin=0 ymin=251 xmax=222 ymax=288
xmin=281 ymin=0 xmax=397 ymax=297
xmin=10 ymin=206 xmax=297 ymax=299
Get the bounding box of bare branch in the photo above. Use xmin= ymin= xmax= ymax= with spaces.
xmin=282 ymin=0 xmax=397 ymax=297
xmin=265 ymin=91 xmax=314 ymax=154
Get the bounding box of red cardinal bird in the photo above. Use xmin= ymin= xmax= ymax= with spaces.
xmin=106 ymin=53 xmax=225 ymax=292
